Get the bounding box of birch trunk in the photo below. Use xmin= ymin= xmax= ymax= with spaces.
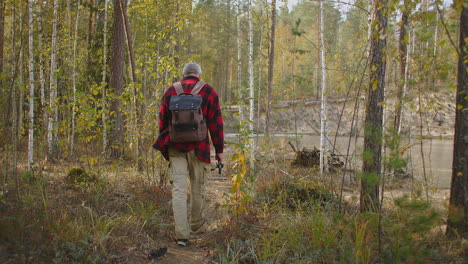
xmin=265 ymin=0 xmax=276 ymax=135
xmin=48 ymin=0 xmax=60 ymax=160
xmin=71 ymin=0 xmax=81 ymax=155
xmin=319 ymin=0 xmax=329 ymax=178
xmin=237 ymin=0 xmax=244 ymax=123
xmin=394 ymin=0 xmax=410 ymax=134
xmin=38 ymin=3 xmax=46 ymax=130
xmin=247 ymin=0 xmax=254 ymax=170
xmin=28 ymin=0 xmax=34 ymax=174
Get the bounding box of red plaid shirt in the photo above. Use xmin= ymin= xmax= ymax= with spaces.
xmin=153 ymin=76 xmax=224 ymax=163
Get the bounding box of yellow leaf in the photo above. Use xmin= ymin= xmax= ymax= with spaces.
xmin=457 ymin=104 xmax=464 ymax=110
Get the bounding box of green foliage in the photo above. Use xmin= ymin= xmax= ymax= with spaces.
xmin=360 ymin=171 xmax=381 ymax=186
xmin=225 ymin=121 xmax=254 ymax=215
xmin=215 ymin=175 xmax=448 ymax=263
xmin=382 ymin=194 xmax=442 ymax=262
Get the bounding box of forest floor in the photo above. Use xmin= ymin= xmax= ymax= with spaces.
xmin=0 ymin=145 xmax=466 ymax=263
xmin=0 ymin=157 xmax=233 ymax=263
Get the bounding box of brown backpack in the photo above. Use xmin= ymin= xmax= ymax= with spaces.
xmin=168 ymin=81 xmax=207 ymax=143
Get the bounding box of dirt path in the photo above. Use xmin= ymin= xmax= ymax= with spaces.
xmin=156 ymin=175 xmax=231 ymax=264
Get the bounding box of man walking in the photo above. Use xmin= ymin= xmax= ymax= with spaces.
xmin=153 ymin=62 xmax=224 ymax=246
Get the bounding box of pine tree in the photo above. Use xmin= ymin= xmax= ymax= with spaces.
xmin=360 ymin=0 xmax=388 ymax=212
xmin=447 ymin=4 xmax=468 ymax=239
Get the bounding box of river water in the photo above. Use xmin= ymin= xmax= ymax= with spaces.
xmin=227 ymin=134 xmax=454 ymax=189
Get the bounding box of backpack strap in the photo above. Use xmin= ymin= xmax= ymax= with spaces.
xmin=173 ymin=82 xmax=184 ymax=95
xmin=191 ymin=81 xmax=206 ymax=95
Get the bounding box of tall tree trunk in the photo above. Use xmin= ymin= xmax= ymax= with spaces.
xmin=19 ymin=4 xmax=24 ymax=136
xmin=71 ymin=0 xmax=81 ymax=155
xmin=237 ymin=0 xmax=244 ymax=123
xmin=247 ymin=0 xmax=254 ymax=170
xmin=360 ymin=0 xmax=388 ymax=212
xmin=11 ymin=3 xmax=18 ymax=182
xmin=28 ymin=0 xmax=34 ymax=174
xmin=257 ymin=17 xmax=263 ymax=137
xmin=394 ymin=0 xmax=410 ymax=134
xmin=447 ymin=5 xmax=468 ymax=239
xmin=265 ymin=0 xmax=276 ymax=135
xmin=319 ymin=0 xmax=329 ymax=179
xmin=102 ymin=0 xmax=109 ymax=153
xmin=87 ymin=0 xmax=94 ymax=80
xmin=48 ymin=0 xmax=60 ymax=160
xmin=119 ymin=0 xmax=142 ymax=170
xmin=108 ymin=0 xmax=126 ymax=158
xmin=38 ymin=2 xmax=46 ymax=132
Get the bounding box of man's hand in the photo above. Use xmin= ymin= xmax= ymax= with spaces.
xmin=215 ymin=153 xmax=223 ymax=163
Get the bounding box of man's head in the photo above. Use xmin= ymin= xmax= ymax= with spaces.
xmin=183 ymin=62 xmax=202 ymax=77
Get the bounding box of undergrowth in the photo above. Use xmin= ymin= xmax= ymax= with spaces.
xmin=212 ymin=157 xmax=463 ymax=264
xmin=0 ymin=164 xmax=170 ymax=263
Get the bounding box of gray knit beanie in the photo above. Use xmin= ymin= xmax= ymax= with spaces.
xmin=183 ymin=62 xmax=202 ymax=75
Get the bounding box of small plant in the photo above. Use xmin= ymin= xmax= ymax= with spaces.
xmin=64 ymin=167 xmax=100 ymax=188
xmin=225 ymin=121 xmax=255 ymax=216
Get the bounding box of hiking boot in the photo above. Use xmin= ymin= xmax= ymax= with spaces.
xmin=177 ymin=239 xmax=188 ymax=247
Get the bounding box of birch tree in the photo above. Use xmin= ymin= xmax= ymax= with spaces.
xmin=247 ymin=0 xmax=254 ymax=169
xmin=360 ymin=0 xmax=388 ymax=212
xmin=319 ymin=0 xmax=329 ymax=178
xmin=28 ymin=0 xmax=34 ymax=174
xmin=48 ymin=0 xmax=60 ymax=160
xmin=38 ymin=2 xmax=46 ymax=129
xmin=237 ymin=0 xmax=245 ymax=123
xmin=393 ymin=0 xmax=411 ymax=134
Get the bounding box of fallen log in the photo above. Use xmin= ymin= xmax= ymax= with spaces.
xmin=289 ymin=143 xmax=344 ymax=169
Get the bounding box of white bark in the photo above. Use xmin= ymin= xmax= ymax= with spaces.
xmin=38 ymin=3 xmax=46 ymax=129
xmin=237 ymin=0 xmax=244 ymax=123
xmin=319 ymin=0 xmax=329 ymax=178
xmin=71 ymin=0 xmax=81 ymax=154
xmin=48 ymin=0 xmax=59 ymax=159
xmin=102 ymin=0 xmax=109 ymax=153
xmin=247 ymin=0 xmax=255 ymax=170
xmin=28 ymin=0 xmax=34 ymax=174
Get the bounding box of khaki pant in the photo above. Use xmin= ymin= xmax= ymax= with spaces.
xmin=169 ymin=148 xmax=209 ymax=240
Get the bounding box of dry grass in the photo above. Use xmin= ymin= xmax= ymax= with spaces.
xmin=0 ymin=145 xmax=466 ymax=263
